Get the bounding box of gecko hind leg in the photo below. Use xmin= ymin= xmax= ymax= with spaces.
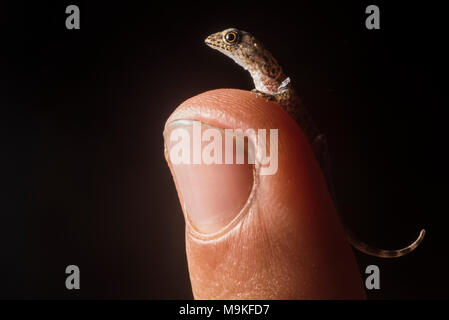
xmin=312 ymin=133 xmax=426 ymax=258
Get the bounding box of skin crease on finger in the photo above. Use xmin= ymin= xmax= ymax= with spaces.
xmin=165 ymin=89 xmax=366 ymax=299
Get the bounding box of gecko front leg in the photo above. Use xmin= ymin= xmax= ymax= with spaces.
xmin=252 ymin=87 xmax=292 ymax=101
xmin=251 ymin=89 xmax=276 ymax=101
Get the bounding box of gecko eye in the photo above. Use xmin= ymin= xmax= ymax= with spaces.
xmin=224 ymin=31 xmax=239 ymax=44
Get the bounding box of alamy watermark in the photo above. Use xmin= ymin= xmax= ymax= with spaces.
xmin=65 ymin=265 xmax=80 ymax=290
xmin=168 ymin=121 xmax=279 ymax=175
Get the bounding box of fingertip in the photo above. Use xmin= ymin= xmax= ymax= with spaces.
xmin=165 ymin=88 xmax=365 ymax=299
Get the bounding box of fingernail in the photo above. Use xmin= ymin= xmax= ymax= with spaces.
xmin=163 ymin=120 xmax=255 ymax=235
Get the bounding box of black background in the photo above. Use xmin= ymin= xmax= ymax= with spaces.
xmin=1 ymin=1 xmax=447 ymax=299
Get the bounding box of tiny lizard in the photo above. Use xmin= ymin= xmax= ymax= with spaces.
xmin=205 ymin=28 xmax=425 ymax=258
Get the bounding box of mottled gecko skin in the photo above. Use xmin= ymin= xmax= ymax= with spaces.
xmin=205 ymin=28 xmax=425 ymax=258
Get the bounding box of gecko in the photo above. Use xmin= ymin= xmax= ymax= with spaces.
xmin=205 ymin=28 xmax=425 ymax=258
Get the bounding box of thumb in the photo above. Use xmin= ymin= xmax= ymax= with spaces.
xmin=164 ymin=89 xmax=365 ymax=299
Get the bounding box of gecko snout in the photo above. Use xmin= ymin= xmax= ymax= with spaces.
xmin=204 ymin=32 xmax=224 ymax=48
xmin=204 ymin=35 xmax=215 ymax=47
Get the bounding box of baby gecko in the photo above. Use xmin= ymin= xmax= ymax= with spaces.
xmin=205 ymin=28 xmax=425 ymax=258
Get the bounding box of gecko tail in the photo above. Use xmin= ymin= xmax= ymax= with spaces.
xmin=346 ymin=229 xmax=426 ymax=258
xmin=311 ymin=133 xmax=426 ymax=258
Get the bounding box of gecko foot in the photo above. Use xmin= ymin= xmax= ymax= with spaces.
xmin=251 ymin=89 xmax=276 ymax=102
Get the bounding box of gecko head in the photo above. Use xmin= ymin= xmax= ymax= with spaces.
xmin=205 ymin=28 xmax=242 ymax=49
xmin=205 ymin=28 xmax=264 ymax=71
